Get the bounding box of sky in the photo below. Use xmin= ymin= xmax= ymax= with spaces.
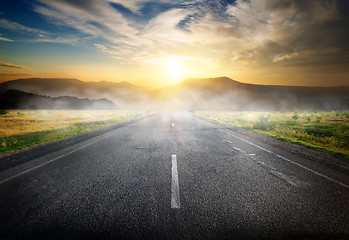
xmin=0 ymin=0 xmax=349 ymax=87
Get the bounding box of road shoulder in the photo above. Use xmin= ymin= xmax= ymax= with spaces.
xmin=192 ymin=113 xmax=349 ymax=178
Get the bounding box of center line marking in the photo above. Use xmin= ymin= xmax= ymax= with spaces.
xmin=172 ymin=122 xmax=175 ymax=127
xmin=171 ymin=154 xmax=181 ymax=209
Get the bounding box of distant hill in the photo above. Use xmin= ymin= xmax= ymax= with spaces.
xmin=1 ymin=77 xmax=348 ymax=110
xmin=0 ymin=89 xmax=116 ymax=110
xmin=0 ymin=78 xmax=148 ymax=108
xmin=0 ymin=78 xmax=145 ymax=95
xmin=150 ymin=77 xmax=349 ymax=111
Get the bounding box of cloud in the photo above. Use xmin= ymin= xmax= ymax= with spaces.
xmin=31 ymin=36 xmax=79 ymax=44
xmin=108 ymin=0 xmax=192 ymax=14
xmin=35 ymin=0 xmax=138 ymax=41
xmin=0 ymin=36 xmax=12 ymax=42
xmin=0 ymin=62 xmax=28 ymax=69
xmin=0 ymin=73 xmax=31 ymax=76
xmin=30 ymin=0 xmax=349 ymax=77
xmin=0 ymin=19 xmax=46 ymax=34
xmin=107 ymin=0 xmax=144 ymax=14
xmin=272 ymin=52 xmax=300 ymax=63
xmin=94 ymin=43 xmax=123 ymax=57
xmin=223 ymin=0 xmax=349 ymax=63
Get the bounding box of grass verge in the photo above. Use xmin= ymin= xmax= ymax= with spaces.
xmin=193 ymin=111 xmax=349 ymax=159
xmin=0 ymin=110 xmax=148 ymax=154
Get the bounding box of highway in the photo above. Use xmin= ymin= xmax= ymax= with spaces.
xmin=0 ymin=112 xmax=348 ymax=239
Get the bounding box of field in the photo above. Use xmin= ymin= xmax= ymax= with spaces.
xmin=2 ymin=110 xmax=349 ymax=159
xmin=0 ymin=110 xmax=148 ymax=154
xmin=194 ymin=111 xmax=349 ymax=159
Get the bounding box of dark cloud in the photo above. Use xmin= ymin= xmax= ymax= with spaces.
xmin=222 ymin=0 xmax=349 ymax=76
xmin=60 ymin=0 xmax=99 ymax=10
xmin=265 ymin=0 xmax=313 ymax=11
xmin=337 ymin=0 xmax=349 ymax=17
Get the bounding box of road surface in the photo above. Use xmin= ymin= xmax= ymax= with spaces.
xmin=0 ymin=112 xmax=348 ymax=239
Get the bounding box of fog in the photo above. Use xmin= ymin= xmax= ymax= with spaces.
xmin=0 ymin=77 xmax=348 ymax=111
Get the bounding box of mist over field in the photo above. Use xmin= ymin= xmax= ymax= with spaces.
xmin=1 ymin=77 xmax=348 ymax=111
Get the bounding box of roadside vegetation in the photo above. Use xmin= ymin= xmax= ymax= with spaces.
xmin=0 ymin=110 xmax=148 ymax=154
xmin=194 ymin=111 xmax=349 ymax=159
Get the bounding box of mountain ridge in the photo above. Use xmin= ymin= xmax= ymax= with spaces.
xmin=0 ymin=89 xmax=116 ymax=110
xmin=1 ymin=77 xmax=348 ymax=110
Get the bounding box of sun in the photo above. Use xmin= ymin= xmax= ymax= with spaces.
xmin=164 ymin=59 xmax=184 ymax=83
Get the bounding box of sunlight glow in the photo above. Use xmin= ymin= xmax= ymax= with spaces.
xmin=164 ymin=59 xmax=184 ymax=83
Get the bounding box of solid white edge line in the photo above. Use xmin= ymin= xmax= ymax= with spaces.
xmin=219 ymin=128 xmax=349 ymax=189
xmin=0 ymin=131 xmax=119 ymax=186
xmin=219 ymin=129 xmax=273 ymax=154
xmin=276 ymin=154 xmax=349 ymax=189
xmin=171 ymin=154 xmax=181 ymax=209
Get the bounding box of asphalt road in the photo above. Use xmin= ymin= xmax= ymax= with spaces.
xmin=0 ymin=112 xmax=348 ymax=239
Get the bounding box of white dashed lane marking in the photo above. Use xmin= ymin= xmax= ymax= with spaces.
xmin=171 ymin=154 xmax=181 ymax=209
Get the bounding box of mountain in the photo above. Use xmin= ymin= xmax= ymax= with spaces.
xmin=1 ymin=77 xmax=349 ymax=111
xmin=150 ymin=77 xmax=349 ymax=111
xmin=0 ymin=78 xmax=145 ymax=95
xmin=0 ymin=78 xmax=148 ymax=108
xmin=0 ymin=89 xmax=116 ymax=110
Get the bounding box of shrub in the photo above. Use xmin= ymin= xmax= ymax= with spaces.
xmin=315 ymin=116 xmax=323 ymax=123
xmin=253 ymin=115 xmax=274 ymax=131
xmin=0 ymin=109 xmax=9 ymax=115
xmin=292 ymin=112 xmax=299 ymax=121
xmin=330 ymin=111 xmax=337 ymax=118
xmin=342 ymin=112 xmax=349 ymax=119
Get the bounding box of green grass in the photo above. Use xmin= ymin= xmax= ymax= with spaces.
xmin=0 ymin=110 xmax=148 ymax=154
xmin=194 ymin=111 xmax=349 ymax=159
